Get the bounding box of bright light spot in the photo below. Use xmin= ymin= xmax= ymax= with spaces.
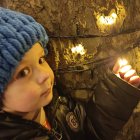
xmin=120 ymin=65 xmax=131 ymax=73
xmin=98 ymin=12 xmax=118 ymax=25
xmin=111 ymin=13 xmax=117 ymax=18
xmin=124 ymin=69 xmax=135 ymax=78
xmin=118 ymin=58 xmax=128 ymax=67
xmin=71 ymin=44 xmax=86 ymax=55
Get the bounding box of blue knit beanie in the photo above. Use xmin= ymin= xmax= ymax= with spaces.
xmin=0 ymin=7 xmax=49 ymax=93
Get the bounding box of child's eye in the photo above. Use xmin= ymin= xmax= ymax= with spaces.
xmin=39 ymin=56 xmax=46 ymax=64
xmin=16 ymin=67 xmax=30 ymax=79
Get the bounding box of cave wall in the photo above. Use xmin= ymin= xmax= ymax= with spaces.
xmin=2 ymin=0 xmax=140 ymax=36
xmin=1 ymin=0 xmax=140 ymax=140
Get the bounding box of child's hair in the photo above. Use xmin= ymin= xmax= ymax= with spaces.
xmin=0 ymin=7 xmax=49 ymax=94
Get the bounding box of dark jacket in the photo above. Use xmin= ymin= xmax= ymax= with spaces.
xmin=0 ymin=69 xmax=140 ymax=140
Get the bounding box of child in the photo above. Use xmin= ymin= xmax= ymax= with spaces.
xmin=0 ymin=7 xmax=140 ymax=140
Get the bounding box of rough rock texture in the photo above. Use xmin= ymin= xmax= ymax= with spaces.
xmin=1 ymin=0 xmax=138 ymax=36
xmin=1 ymin=0 xmax=140 ymax=140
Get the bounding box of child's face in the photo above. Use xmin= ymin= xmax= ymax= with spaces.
xmin=2 ymin=43 xmax=54 ymax=113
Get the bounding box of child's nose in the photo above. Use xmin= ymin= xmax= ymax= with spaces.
xmin=36 ymin=70 xmax=50 ymax=84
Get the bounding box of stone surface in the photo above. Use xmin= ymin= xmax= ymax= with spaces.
xmin=1 ymin=0 xmax=140 ymax=36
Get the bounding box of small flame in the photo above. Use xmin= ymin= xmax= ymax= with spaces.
xmin=98 ymin=12 xmax=117 ymax=25
xmin=71 ymin=44 xmax=86 ymax=55
xmin=118 ymin=58 xmax=128 ymax=67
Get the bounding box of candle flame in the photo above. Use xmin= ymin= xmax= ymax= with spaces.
xmin=118 ymin=58 xmax=128 ymax=67
xmin=98 ymin=12 xmax=117 ymax=25
xmin=71 ymin=44 xmax=86 ymax=55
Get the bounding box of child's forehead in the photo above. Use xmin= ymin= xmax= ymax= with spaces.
xmin=13 ymin=43 xmax=44 ymax=72
xmin=20 ymin=43 xmax=44 ymax=62
xmin=26 ymin=43 xmax=44 ymax=55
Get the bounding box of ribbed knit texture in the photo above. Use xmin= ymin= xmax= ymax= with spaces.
xmin=0 ymin=7 xmax=48 ymax=93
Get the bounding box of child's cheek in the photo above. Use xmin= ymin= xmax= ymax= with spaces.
xmin=23 ymin=86 xmax=40 ymax=100
xmin=13 ymin=81 xmax=40 ymax=102
xmin=50 ymin=70 xmax=54 ymax=86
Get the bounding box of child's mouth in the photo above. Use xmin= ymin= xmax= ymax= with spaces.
xmin=41 ymin=88 xmax=51 ymax=97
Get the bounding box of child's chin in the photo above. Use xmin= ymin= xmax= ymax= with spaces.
xmin=44 ymin=93 xmax=53 ymax=106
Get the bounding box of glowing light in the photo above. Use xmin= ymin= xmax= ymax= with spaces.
xmin=71 ymin=44 xmax=86 ymax=55
xmin=124 ymin=69 xmax=135 ymax=78
xmin=94 ymin=4 xmax=126 ymax=33
xmin=98 ymin=12 xmax=118 ymax=25
xmin=118 ymin=58 xmax=128 ymax=67
xmin=120 ymin=65 xmax=131 ymax=73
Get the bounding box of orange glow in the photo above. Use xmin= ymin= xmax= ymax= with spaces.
xmin=118 ymin=58 xmax=128 ymax=67
xmin=71 ymin=44 xmax=86 ymax=55
xmin=124 ymin=69 xmax=135 ymax=78
xmin=120 ymin=65 xmax=131 ymax=73
xmin=98 ymin=12 xmax=118 ymax=25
